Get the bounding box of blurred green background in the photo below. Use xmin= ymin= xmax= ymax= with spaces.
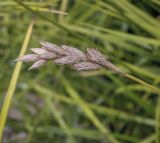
xmin=0 ymin=0 xmax=160 ymax=143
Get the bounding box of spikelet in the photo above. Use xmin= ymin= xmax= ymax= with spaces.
xmin=31 ymin=48 xmax=47 ymax=54
xmin=61 ymin=45 xmax=87 ymax=60
xmin=73 ymin=62 xmax=101 ymax=71
xmin=86 ymin=48 xmax=107 ymax=66
xmin=86 ymin=48 xmax=123 ymax=74
xmin=39 ymin=52 xmax=57 ymax=60
xmin=40 ymin=41 xmax=66 ymax=55
xmin=28 ymin=59 xmax=46 ymax=70
xmin=15 ymin=54 xmax=39 ymax=62
xmin=54 ymin=55 xmax=80 ymax=65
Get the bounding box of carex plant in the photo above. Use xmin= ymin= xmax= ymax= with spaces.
xmin=15 ymin=41 xmax=160 ymax=94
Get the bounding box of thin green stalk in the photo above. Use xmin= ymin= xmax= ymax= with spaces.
xmin=45 ymin=97 xmax=75 ymax=143
xmin=155 ymin=94 xmax=160 ymax=143
xmin=63 ymin=79 xmax=120 ymax=143
xmin=80 ymin=23 xmax=160 ymax=46
xmin=13 ymin=0 xmax=95 ymax=47
xmin=58 ymin=0 xmax=68 ymax=23
xmin=139 ymin=134 xmax=155 ymax=143
xmin=36 ymin=126 xmax=139 ymax=142
xmin=0 ymin=1 xmax=56 ymax=6
xmin=124 ymin=74 xmax=160 ymax=94
xmin=18 ymin=6 xmax=68 ymax=15
xmin=0 ymin=21 xmax=34 ymax=143
xmin=112 ymin=0 xmax=160 ymax=38
xmin=150 ymin=0 xmax=160 ymax=6
xmin=33 ymin=83 xmax=155 ymax=127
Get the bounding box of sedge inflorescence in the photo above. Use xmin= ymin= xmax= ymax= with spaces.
xmin=15 ymin=41 xmax=123 ymax=74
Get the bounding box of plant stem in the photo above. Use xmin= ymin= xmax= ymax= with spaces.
xmin=124 ymin=73 xmax=160 ymax=94
xmin=0 ymin=21 xmax=34 ymax=143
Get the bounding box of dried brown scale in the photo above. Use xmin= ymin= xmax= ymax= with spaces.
xmin=15 ymin=41 xmax=124 ymax=74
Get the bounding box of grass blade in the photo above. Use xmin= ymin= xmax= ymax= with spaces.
xmin=33 ymin=83 xmax=155 ymax=127
xmin=125 ymin=74 xmax=160 ymax=94
xmin=139 ymin=134 xmax=155 ymax=143
xmin=63 ymin=79 xmax=120 ymax=143
xmin=58 ymin=0 xmax=68 ymax=23
xmin=36 ymin=126 xmax=139 ymax=142
xmin=45 ymin=96 xmax=75 ymax=143
xmin=155 ymin=95 xmax=160 ymax=143
xmin=0 ymin=21 xmax=34 ymax=143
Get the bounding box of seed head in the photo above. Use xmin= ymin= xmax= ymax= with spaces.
xmin=14 ymin=41 xmax=123 ymax=74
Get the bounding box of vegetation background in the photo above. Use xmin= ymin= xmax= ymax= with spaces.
xmin=0 ymin=0 xmax=160 ymax=143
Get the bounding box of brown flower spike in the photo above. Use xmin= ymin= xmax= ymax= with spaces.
xmin=15 ymin=42 xmax=124 ymax=74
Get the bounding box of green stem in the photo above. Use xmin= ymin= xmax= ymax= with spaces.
xmin=124 ymin=74 xmax=160 ymax=94
xmin=0 ymin=21 xmax=34 ymax=143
